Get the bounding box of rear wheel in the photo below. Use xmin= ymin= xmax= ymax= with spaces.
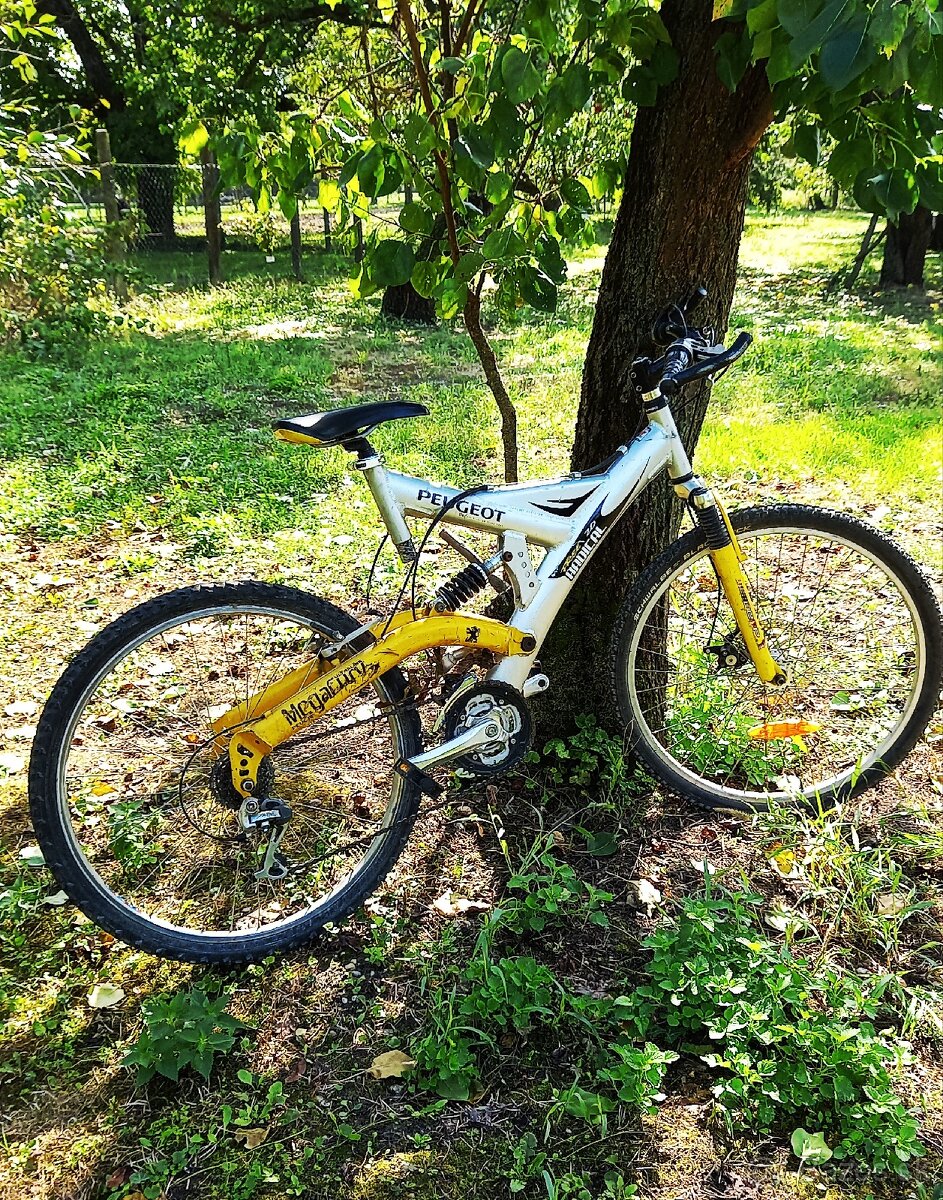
xmin=29 ymin=582 xmax=422 ymax=963
xmin=612 ymin=506 xmax=942 ymax=811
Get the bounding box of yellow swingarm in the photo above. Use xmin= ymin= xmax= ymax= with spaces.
xmin=708 ymin=501 xmax=786 ymax=686
xmin=211 ymin=610 xmax=536 ymax=798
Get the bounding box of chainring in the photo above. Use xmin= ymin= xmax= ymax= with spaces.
xmin=443 ymin=681 xmax=533 ymax=776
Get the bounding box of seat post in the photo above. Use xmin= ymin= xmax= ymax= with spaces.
xmin=347 ymin=439 xmax=417 ymax=562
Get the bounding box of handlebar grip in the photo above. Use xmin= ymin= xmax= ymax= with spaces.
xmin=660 ymin=345 xmax=693 ymax=389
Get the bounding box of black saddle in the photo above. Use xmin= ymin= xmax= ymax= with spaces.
xmin=273 ymin=401 xmax=428 ymax=448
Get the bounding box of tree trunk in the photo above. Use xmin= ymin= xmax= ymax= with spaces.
xmin=880 ymin=206 xmax=933 ymax=288
xmin=381 ymin=281 xmax=437 ymax=323
xmin=539 ymin=0 xmax=772 ymax=731
xmin=381 ymin=217 xmax=445 ymax=325
xmin=930 ymin=213 xmax=943 ymax=253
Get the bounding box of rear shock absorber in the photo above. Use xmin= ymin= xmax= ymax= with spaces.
xmin=433 ymin=552 xmax=505 ymax=612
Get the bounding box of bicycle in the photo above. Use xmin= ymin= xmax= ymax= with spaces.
xmin=28 ymin=288 xmax=943 ymax=963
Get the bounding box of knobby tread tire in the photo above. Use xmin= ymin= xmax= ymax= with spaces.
xmin=611 ymin=505 xmax=943 ymax=812
xmin=28 ymin=582 xmax=423 ymax=964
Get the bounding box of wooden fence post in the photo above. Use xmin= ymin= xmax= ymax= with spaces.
xmin=290 ymin=208 xmax=303 ymax=280
xmin=94 ymin=127 xmax=127 ymax=298
xmin=200 ymin=146 xmax=223 ymax=286
xmin=354 ymin=217 xmax=364 ymax=263
xmin=323 ymin=208 xmax=332 ymax=252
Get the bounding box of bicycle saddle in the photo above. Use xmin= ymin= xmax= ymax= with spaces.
xmin=273 ymin=401 xmax=429 ymax=448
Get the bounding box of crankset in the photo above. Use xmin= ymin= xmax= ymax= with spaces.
xmin=441 ymin=681 xmax=533 ymax=776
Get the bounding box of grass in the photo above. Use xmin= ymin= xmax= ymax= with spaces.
xmin=0 ymin=209 xmax=941 ymax=1200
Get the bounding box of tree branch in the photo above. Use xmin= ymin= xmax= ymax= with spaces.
xmin=35 ymin=0 xmax=123 ymax=109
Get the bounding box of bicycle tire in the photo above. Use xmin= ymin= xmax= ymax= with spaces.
xmin=612 ymin=505 xmax=943 ymax=812
xmin=28 ymin=581 xmax=423 ymax=963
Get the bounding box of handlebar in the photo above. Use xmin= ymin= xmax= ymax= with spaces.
xmin=660 ymin=331 xmax=753 ymax=396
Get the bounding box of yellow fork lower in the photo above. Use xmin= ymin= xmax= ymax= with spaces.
xmin=707 ymin=500 xmax=786 ymax=685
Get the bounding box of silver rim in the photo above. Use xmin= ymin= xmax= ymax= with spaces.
xmin=53 ymin=603 xmax=410 ymax=940
xmin=624 ymin=524 xmax=927 ymax=806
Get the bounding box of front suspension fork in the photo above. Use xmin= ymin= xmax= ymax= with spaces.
xmin=692 ymin=494 xmax=787 ymax=685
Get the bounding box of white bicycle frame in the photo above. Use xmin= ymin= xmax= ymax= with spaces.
xmin=356 ymin=402 xmax=698 ymax=692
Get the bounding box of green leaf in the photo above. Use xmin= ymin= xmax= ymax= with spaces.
xmin=375 ymin=159 xmax=403 ymax=198
xmin=370 ymin=240 xmax=416 ymax=287
xmin=487 ymin=95 xmax=526 ymax=158
xmin=819 ymin=19 xmax=875 ymax=92
xmin=485 ymin=170 xmax=513 ymax=204
xmin=519 ymin=266 xmax=557 ymax=312
xmin=318 ymin=179 xmax=341 ymax=212
xmin=482 ymin=226 xmax=525 ymax=260
xmin=456 ymin=251 xmax=485 ymax=282
xmin=411 ymin=260 xmax=439 ymax=297
xmin=237 ymin=1068 xmax=254 ymax=1085
xmin=535 ymin=236 xmax=567 ymax=284
xmin=401 ymin=112 xmax=437 ymax=157
xmin=438 ymin=56 xmax=464 ymax=74
xmin=622 ymin=66 xmax=657 ymax=106
xmin=500 ymin=47 xmax=542 ymax=104
xmin=583 ymin=830 xmax=619 ymax=857
xmin=459 ymin=128 xmax=494 ymax=169
xmin=915 ymin=163 xmax=943 ymax=214
xmin=747 ymin=0 xmax=778 ymax=34
xmin=357 ymin=144 xmax=385 ymax=197
xmin=777 ymin=0 xmax=817 ymax=37
xmin=399 ymin=201 xmax=433 ymax=235
xmin=435 ymin=277 xmax=468 ymax=320
xmin=277 ymin=190 xmax=298 ymax=221
xmin=766 ymin=38 xmax=794 ymax=85
xmin=872 ymin=167 xmax=918 ymax=221
xmin=179 ymin=120 xmax=210 ymax=158
xmin=560 ymin=62 xmax=592 ymax=111
xmin=339 ymin=152 xmax=362 ymax=189
xmin=791 ymin=1129 xmax=833 ymax=1165
xmin=560 ymin=177 xmax=592 ymax=211
xmin=649 ymin=42 xmax=679 ymax=86
xmin=826 ymin=136 xmax=872 ymax=187
xmin=787 ymin=0 xmax=849 ymax=66
xmin=715 ymin=29 xmax=752 ymax=92
xmin=792 ymin=123 xmax=820 ymax=165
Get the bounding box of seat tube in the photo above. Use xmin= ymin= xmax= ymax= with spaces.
xmin=355 ymin=448 xmax=417 ymax=562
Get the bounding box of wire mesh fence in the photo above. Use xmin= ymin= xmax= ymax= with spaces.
xmin=12 ymin=129 xmax=614 ymax=289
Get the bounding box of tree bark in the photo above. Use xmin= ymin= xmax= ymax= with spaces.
xmin=540 ymin=0 xmax=772 ymax=731
xmin=381 ymin=282 xmax=437 ymax=323
xmin=930 ymin=213 xmax=943 ymax=253
xmin=880 ymin=205 xmax=933 ymax=288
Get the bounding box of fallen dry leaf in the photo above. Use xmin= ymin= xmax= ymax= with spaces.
xmin=4 ymin=700 xmax=37 ymax=718
xmin=632 ymin=878 xmax=662 ymax=913
xmin=234 ymin=1126 xmax=269 ymax=1149
xmin=876 ymin=893 xmax=908 ymax=917
xmin=367 ymin=1049 xmax=416 ymax=1079
xmin=431 ymin=891 xmax=491 ymax=918
xmin=87 ymin=983 xmax=125 ymax=1009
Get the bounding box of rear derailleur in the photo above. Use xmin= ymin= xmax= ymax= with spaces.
xmin=239 ymin=796 xmax=293 ymax=881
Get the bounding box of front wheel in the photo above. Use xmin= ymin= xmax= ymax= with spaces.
xmin=612 ymin=505 xmax=943 ymax=811
xmin=29 ymin=582 xmax=423 ymax=963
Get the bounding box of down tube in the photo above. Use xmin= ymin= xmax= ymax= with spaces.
xmin=490 ymin=424 xmax=674 ymax=691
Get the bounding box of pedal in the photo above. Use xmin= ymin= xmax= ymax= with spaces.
xmin=393 ymin=758 xmax=444 ymax=798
